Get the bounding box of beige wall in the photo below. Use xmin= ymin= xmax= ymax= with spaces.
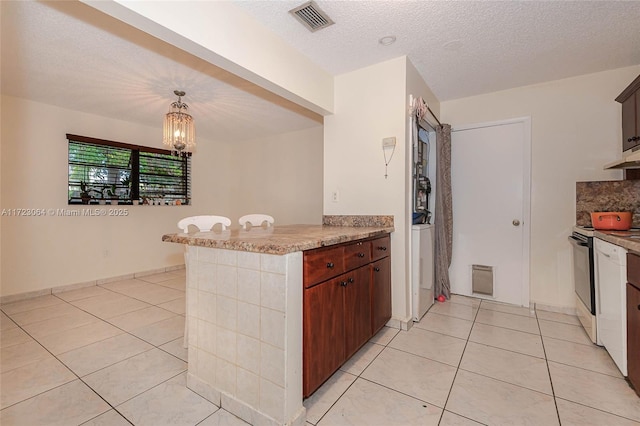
xmin=0 ymin=95 xmax=323 ymax=297
xmin=441 ymin=65 xmax=640 ymax=309
xmin=229 ymin=126 xmax=324 ymax=226
xmin=324 ymin=56 xmax=440 ymax=323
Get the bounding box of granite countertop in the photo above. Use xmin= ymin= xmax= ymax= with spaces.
xmin=162 ymin=224 xmax=394 ymax=255
xmin=594 ymin=230 xmax=640 ymax=255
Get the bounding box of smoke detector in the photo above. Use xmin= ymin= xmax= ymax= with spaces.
xmin=289 ymin=1 xmax=334 ymax=32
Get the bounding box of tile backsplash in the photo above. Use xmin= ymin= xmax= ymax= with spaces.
xmin=576 ymin=180 xmax=640 ymax=227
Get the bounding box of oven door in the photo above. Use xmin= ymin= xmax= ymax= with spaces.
xmin=568 ymin=233 xmax=595 ymax=314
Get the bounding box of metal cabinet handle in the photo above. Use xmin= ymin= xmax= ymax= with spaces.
xmin=327 ymin=262 xmax=334 ymax=269
xmin=348 ymin=277 xmax=354 ymax=284
xmin=568 ymin=236 xmax=589 ymax=247
xmin=374 ymin=267 xmax=380 ymax=272
xmin=358 ymin=252 xmax=365 ymax=258
xmin=340 ymin=281 xmax=347 ymax=287
xmin=378 ymin=246 xmax=387 ymax=251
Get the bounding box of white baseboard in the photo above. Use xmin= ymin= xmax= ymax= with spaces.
xmin=0 ymin=288 xmax=52 ymax=305
xmin=386 ymin=316 xmax=413 ymax=331
xmin=0 ymin=264 xmax=185 ymax=305
xmin=534 ymin=302 xmax=576 ymax=315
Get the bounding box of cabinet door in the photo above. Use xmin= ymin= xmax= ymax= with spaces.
xmin=371 ymin=257 xmax=392 ymax=335
xmin=636 ymin=91 xmax=640 ymax=145
xmin=629 ymin=253 xmax=640 ymax=287
xmin=343 ymin=266 xmax=372 ymax=359
xmin=303 ymin=276 xmax=345 ymax=397
xmin=627 ymin=283 xmax=640 ymax=395
xmin=622 ymin=94 xmax=637 ymax=152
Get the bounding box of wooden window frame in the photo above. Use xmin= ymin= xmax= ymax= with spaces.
xmin=67 ymin=134 xmax=191 ymax=205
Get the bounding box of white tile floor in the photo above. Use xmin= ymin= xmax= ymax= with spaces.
xmin=304 ymin=294 xmax=640 ymax=426
xmin=0 ymin=270 xmax=246 ymax=426
xmin=2 ymin=275 xmax=640 ymax=425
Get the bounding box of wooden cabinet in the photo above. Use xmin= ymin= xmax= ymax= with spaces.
xmin=303 ymin=245 xmax=345 ymax=288
xmin=616 ymin=74 xmax=640 ymax=152
xmin=344 ymin=266 xmax=372 ymax=359
xmin=371 ymin=234 xmax=391 ymax=262
xmin=627 ymin=252 xmax=640 ymax=396
xmin=371 ymin=235 xmax=392 ymax=335
xmin=303 ymin=274 xmax=345 ymax=395
xmin=302 ymin=234 xmax=391 ymax=397
xmin=371 ymin=256 xmax=392 ymax=335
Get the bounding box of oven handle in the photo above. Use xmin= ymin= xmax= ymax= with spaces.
xmin=568 ymin=235 xmax=588 ymax=247
xmin=596 ymin=259 xmax=602 ymax=316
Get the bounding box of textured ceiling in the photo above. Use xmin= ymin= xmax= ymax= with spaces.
xmin=236 ymin=0 xmax=640 ymax=101
xmin=2 ymin=1 xmax=640 ymax=145
xmin=0 ymin=1 xmax=322 ymax=144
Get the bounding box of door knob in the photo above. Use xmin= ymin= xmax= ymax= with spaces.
xmin=512 ymin=219 xmax=521 ymax=226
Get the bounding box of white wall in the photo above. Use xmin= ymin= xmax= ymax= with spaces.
xmin=324 ymin=56 xmax=440 ymax=323
xmin=0 ymin=95 xmax=323 ymax=297
xmin=84 ymin=0 xmax=334 ymax=115
xmin=441 ymin=65 xmax=640 ymax=309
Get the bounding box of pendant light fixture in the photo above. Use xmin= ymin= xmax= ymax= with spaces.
xmin=163 ymin=90 xmax=195 ymax=155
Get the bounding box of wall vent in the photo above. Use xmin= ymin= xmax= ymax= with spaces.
xmin=289 ymin=1 xmax=334 ymax=32
xmin=472 ymin=264 xmax=494 ymax=296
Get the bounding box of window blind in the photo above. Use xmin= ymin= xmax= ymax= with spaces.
xmin=67 ymin=134 xmax=191 ymax=205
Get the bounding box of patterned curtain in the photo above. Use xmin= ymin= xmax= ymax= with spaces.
xmin=434 ymin=124 xmax=453 ymax=299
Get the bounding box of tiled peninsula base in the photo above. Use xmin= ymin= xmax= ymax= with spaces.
xmin=185 ymin=245 xmax=305 ymax=426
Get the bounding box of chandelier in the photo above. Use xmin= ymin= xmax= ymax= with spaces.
xmin=163 ymin=90 xmax=195 ymax=155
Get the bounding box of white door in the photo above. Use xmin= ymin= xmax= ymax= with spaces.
xmin=449 ymin=118 xmax=531 ymax=306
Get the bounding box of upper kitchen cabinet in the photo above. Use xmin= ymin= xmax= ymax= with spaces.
xmin=616 ymin=74 xmax=640 ymax=152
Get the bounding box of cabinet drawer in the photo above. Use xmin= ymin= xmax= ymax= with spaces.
xmin=629 ymin=253 xmax=640 ymax=288
xmin=371 ymin=235 xmax=391 ymax=261
xmin=344 ymin=240 xmax=371 ymax=271
xmin=304 ymin=245 xmax=345 ymax=288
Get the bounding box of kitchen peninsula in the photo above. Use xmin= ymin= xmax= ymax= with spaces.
xmin=162 ymin=216 xmax=393 ymax=426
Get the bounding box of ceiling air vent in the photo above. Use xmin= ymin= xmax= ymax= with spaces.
xmin=289 ymin=1 xmax=334 ymax=32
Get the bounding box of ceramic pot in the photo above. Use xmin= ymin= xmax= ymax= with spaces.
xmin=590 ymin=212 xmax=633 ymax=230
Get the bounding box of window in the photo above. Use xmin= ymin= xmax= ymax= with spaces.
xmin=68 ymin=134 xmax=191 ymax=205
